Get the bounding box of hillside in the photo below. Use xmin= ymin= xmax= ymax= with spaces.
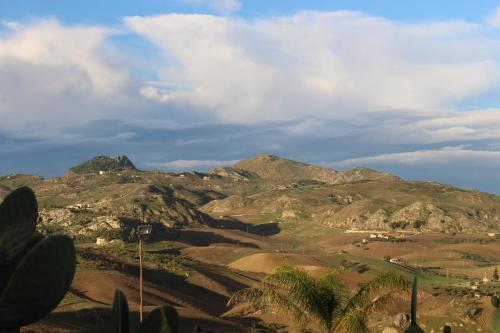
xmin=2 ymin=154 xmax=500 ymax=238
xmin=233 ymin=154 xmax=341 ymax=184
xmin=3 ymin=154 xmax=500 ymax=332
xmin=232 ymin=154 xmax=398 ymax=184
xmin=69 ymin=155 xmax=138 ymax=174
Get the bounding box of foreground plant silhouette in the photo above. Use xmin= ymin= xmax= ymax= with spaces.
xmin=492 ymin=294 xmax=500 ymax=333
xmin=227 ymin=265 xmax=410 ymax=333
xmin=0 ymin=187 xmax=76 ymax=331
xmin=111 ymin=289 xmax=179 ymax=333
xmin=405 ymin=277 xmax=451 ymax=333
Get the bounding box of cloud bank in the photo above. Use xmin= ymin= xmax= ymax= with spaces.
xmin=125 ymin=11 xmax=500 ymax=123
xmin=2 ymin=9 xmax=500 ymax=193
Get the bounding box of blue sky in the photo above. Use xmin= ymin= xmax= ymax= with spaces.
xmin=2 ymin=1 xmax=500 ymax=23
xmin=2 ymin=1 xmax=500 ymax=193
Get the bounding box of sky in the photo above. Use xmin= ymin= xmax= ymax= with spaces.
xmin=2 ymin=1 xmax=500 ymax=193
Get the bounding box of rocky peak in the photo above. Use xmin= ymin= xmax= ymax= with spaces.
xmin=69 ymin=155 xmax=138 ymax=174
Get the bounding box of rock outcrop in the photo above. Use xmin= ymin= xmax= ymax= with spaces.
xmin=69 ymin=155 xmax=138 ymax=174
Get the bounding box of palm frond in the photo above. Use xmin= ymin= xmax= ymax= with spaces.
xmin=316 ymin=270 xmax=344 ymax=298
xmin=228 ymin=286 xmax=311 ymax=329
xmin=332 ymin=308 xmax=369 ymax=333
xmin=263 ymin=265 xmax=341 ymax=331
xmin=227 ymin=266 xmax=409 ymax=333
xmin=345 ymin=271 xmax=410 ymax=311
xmin=362 ymin=291 xmax=402 ymax=315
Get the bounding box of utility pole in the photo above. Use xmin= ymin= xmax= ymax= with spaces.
xmin=139 ymin=238 xmax=143 ymax=321
xmin=136 ymin=206 xmax=152 ymax=323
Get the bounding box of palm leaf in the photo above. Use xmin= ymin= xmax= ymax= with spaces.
xmin=227 ymin=266 xmax=409 ymax=333
xmin=335 ymin=272 xmax=409 ymax=331
xmin=263 ymin=265 xmax=342 ymax=331
xmin=333 ymin=308 xmax=368 ymax=333
xmin=228 ymin=286 xmax=311 ymax=330
xmin=344 ymin=271 xmax=409 ymax=311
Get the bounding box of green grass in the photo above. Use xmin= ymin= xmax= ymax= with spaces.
xmin=325 ymin=253 xmax=468 ymax=288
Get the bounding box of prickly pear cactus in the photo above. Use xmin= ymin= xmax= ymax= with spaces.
xmin=111 ymin=289 xmax=179 ymax=333
xmin=112 ymin=289 xmax=130 ymax=333
xmin=137 ymin=305 xmax=179 ymax=333
xmin=492 ymin=295 xmax=500 ymax=333
xmin=0 ymin=187 xmax=38 ymax=262
xmin=0 ymin=187 xmax=76 ymax=329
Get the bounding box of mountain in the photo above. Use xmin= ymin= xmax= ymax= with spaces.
xmin=208 ymin=167 xmax=256 ymax=181
xmin=2 ymin=153 xmax=499 ymax=238
xmin=231 ymin=154 xmax=398 ymax=184
xmin=233 ymin=154 xmax=340 ymax=183
xmin=69 ymin=155 xmax=138 ymax=174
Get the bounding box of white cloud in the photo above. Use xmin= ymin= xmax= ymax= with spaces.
xmin=487 ymin=5 xmax=500 ymax=27
xmin=125 ymin=12 xmax=500 ymax=123
xmin=2 ymin=20 xmax=21 ymax=30
xmin=367 ymin=108 xmax=500 ymax=145
xmin=332 ymin=147 xmax=500 ymax=167
xmin=140 ymin=85 xmax=175 ymax=102
xmin=0 ymin=20 xmax=127 ymax=96
xmin=148 ymin=159 xmax=239 ymax=170
xmin=3 ymin=10 xmax=500 ymax=179
xmin=0 ymin=19 xmax=132 ymax=130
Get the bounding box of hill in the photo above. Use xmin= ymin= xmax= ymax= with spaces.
xmin=69 ymin=155 xmax=138 ymax=174
xmin=232 ymin=154 xmax=398 ymax=184
xmin=2 ymin=153 xmax=500 ymax=236
xmin=233 ymin=154 xmax=341 ymax=184
xmin=5 ymin=154 xmax=498 ymax=333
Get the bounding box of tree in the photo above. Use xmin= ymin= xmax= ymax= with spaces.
xmin=494 ymin=267 xmax=499 ymax=281
xmin=226 ymin=265 xmax=410 ymax=333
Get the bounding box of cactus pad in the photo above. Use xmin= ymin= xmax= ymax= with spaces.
xmin=0 ymin=187 xmax=38 ymax=262
xmin=0 ymin=235 xmax=76 ymax=328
